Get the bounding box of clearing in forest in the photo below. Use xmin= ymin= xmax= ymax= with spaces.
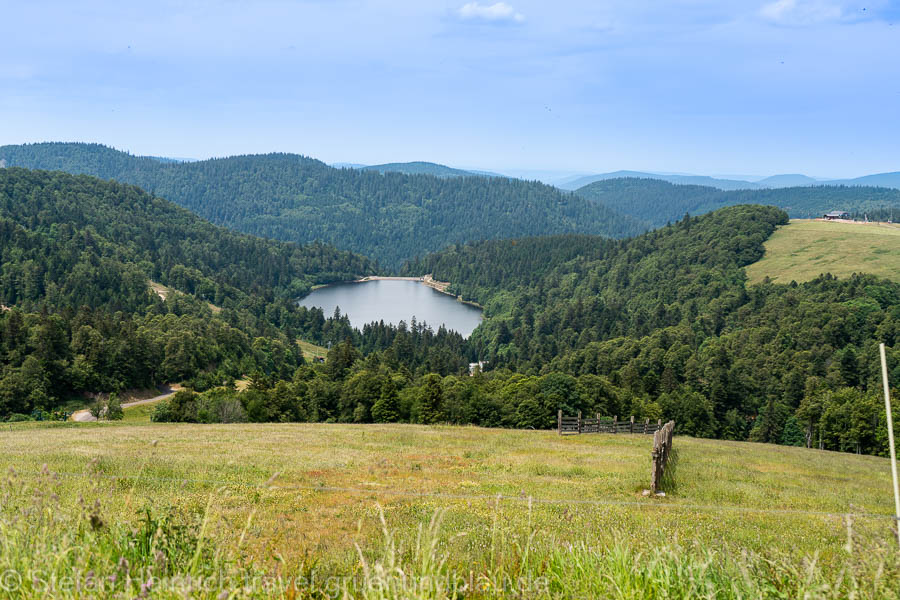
xmin=746 ymin=218 xmax=900 ymax=285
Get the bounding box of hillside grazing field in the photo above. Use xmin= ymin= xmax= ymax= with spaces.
xmin=298 ymin=339 xmax=329 ymax=362
xmin=1 ymin=422 xmax=899 ymax=598
xmin=746 ymin=219 xmax=900 ymax=285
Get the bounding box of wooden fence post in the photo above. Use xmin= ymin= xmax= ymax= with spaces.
xmin=577 ymin=411 xmax=582 ymax=434
xmin=650 ymin=421 xmax=675 ymax=494
xmin=558 ymin=409 xmax=562 ymax=435
xmin=651 ymin=430 xmax=660 ymax=493
xmin=612 ymin=415 xmax=617 ymax=434
xmin=630 ymin=415 xmax=635 ymax=434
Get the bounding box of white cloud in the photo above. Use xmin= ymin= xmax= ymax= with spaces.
xmin=458 ymin=2 xmax=525 ymax=24
xmin=759 ymin=0 xmax=845 ymax=25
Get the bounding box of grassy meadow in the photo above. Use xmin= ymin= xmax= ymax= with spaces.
xmin=746 ymin=219 xmax=900 ymax=285
xmin=120 ymin=400 xmax=166 ymax=423
xmin=298 ymin=339 xmax=329 ymax=362
xmin=2 ymin=420 xmax=899 ymax=598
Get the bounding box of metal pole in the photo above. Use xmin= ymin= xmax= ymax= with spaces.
xmin=879 ymin=343 xmax=900 ymax=547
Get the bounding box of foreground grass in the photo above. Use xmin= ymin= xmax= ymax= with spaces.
xmin=1 ymin=422 xmax=898 ymax=598
xmin=746 ymin=218 xmax=900 ymax=284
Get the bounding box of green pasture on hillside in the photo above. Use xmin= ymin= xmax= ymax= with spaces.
xmin=747 ymin=219 xmax=900 ymax=285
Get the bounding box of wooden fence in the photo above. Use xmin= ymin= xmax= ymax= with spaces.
xmin=558 ymin=411 xmax=663 ymax=436
xmin=650 ymin=420 xmax=676 ymax=494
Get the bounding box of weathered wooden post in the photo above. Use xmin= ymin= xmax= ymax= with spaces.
xmin=650 ymin=430 xmax=660 ymax=493
xmin=612 ymin=415 xmax=617 ymax=434
xmin=557 ymin=409 xmax=562 ymax=435
xmin=650 ymin=421 xmax=676 ymax=495
xmin=644 ymin=418 xmax=650 ymax=434
xmin=577 ymin=411 xmax=582 ymax=434
xmin=630 ymin=415 xmax=635 ymax=434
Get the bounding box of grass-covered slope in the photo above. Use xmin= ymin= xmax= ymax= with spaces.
xmin=1 ymin=422 xmax=898 ymax=598
xmin=576 ymin=177 xmax=900 ymax=229
xmin=746 ymin=219 xmax=900 ymax=285
xmin=0 ymin=142 xmax=644 ymax=267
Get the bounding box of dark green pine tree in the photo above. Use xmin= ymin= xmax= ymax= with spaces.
xmin=371 ymin=378 xmax=400 ymax=423
xmin=419 ymin=373 xmax=444 ymax=425
xmin=840 ymin=347 xmax=859 ymax=387
xmin=750 ymin=396 xmax=780 ymax=443
xmin=779 ymin=415 xmax=805 ymax=447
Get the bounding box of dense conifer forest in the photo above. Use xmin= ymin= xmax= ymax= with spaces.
xmin=0 ymin=168 xmax=377 ymax=308
xmin=0 ymin=169 xmax=465 ymax=414
xmin=1 ymin=167 xmax=897 ymax=457
xmin=406 ymin=205 xmax=900 ymax=453
xmin=575 ymin=177 xmax=900 ymax=229
xmin=0 ymin=143 xmax=643 ymax=267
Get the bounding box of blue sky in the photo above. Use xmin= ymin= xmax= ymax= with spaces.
xmin=1 ymin=0 xmax=898 ymax=178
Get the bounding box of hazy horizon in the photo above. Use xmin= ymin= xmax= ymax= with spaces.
xmin=2 ymin=1 xmax=899 ymax=178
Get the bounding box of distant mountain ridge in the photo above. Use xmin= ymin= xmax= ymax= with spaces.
xmin=0 ymin=142 xmax=642 ymax=267
xmin=575 ymin=177 xmax=900 ymax=228
xmin=754 ymin=174 xmax=819 ymax=188
xmin=325 ymin=162 xmax=900 ymax=190
xmin=357 ymin=161 xmax=505 ymax=178
xmin=558 ymin=170 xmax=900 ymax=191
xmin=559 ymin=171 xmax=758 ymax=191
xmin=836 ymin=172 xmax=900 ymax=189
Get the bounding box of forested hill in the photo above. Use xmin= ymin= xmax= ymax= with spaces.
xmin=576 ymin=177 xmax=900 ymax=229
xmin=3 ymin=171 xmax=898 ymax=456
xmin=406 ymin=205 xmax=900 ymax=449
xmin=0 ymin=168 xmax=468 ymax=417
xmin=0 ymin=168 xmax=375 ymax=311
xmin=0 ymin=142 xmax=644 ymax=267
xmin=408 ymin=205 xmax=789 ymax=324
xmin=402 ymin=233 xmax=619 ymax=295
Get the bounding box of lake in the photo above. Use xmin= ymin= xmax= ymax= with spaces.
xmin=298 ymin=279 xmax=483 ymax=337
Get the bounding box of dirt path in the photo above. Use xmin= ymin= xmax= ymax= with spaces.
xmin=71 ymin=385 xmax=180 ymax=422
